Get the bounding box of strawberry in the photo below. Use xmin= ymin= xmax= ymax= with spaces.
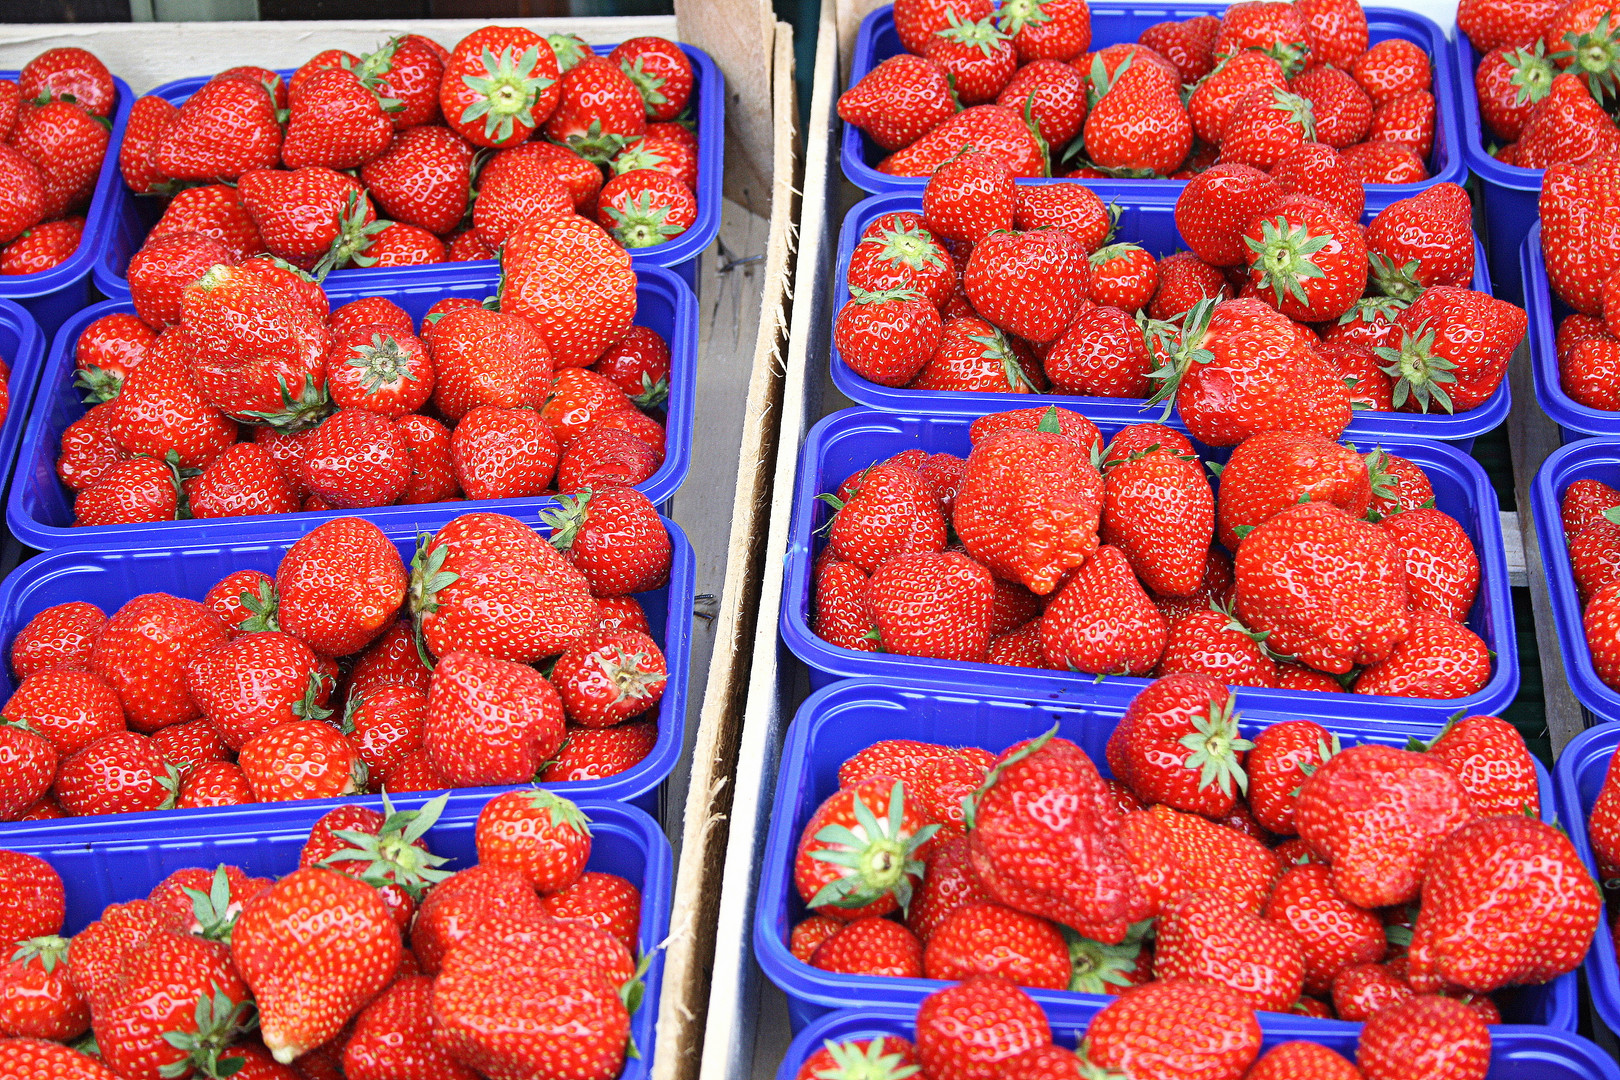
xmin=915 ymin=976 xmax=1050 ymax=1080
xmin=795 ymin=1037 xmax=920 ymax=1080
xmin=340 ymin=684 xmax=426 ymax=787
xmin=440 ymin=27 xmax=560 ymax=148
xmin=814 ymin=559 xmax=876 ymax=651
xmin=237 ymin=167 xmax=378 ymax=274
xmin=543 ymin=483 xmax=671 ymax=595
xmin=233 ymin=867 xmax=400 ymax=1064
xmin=1272 ymin=140 xmax=1365 ymax=222
xmin=1368 ymin=449 xmax=1434 ymax=518
xmin=863 ymin=551 xmax=995 ymax=660
xmin=446 ymin=404 xmax=559 ymax=499
xmin=1219 ymin=86 xmax=1317 ymax=175
xmin=353 ymin=222 xmax=444 ymax=267
xmin=274 ymin=516 xmax=407 ymax=657
xmin=1246 ymin=719 xmax=1336 ymax=836
xmin=1083 ymin=56 xmax=1192 ymax=176
xmin=425 ymin=307 xmax=551 ymax=420
xmin=203 ymin=568 xmax=278 ymax=635
xmin=997 ymin=59 xmax=1087 ymax=146
xmin=9 ymin=101 xmax=104 ymax=220
xmin=998 ymin=0 xmax=1091 ymax=62
xmin=73 ymin=456 xmax=180 ymax=527
xmin=794 ymin=776 xmax=933 ymax=920
xmin=126 ymin=233 xmax=234 ymax=330
xmin=969 ymin=404 xmax=1100 ymax=449
xmin=1300 ymin=0 xmax=1370 ymax=64
xmin=921 ymin=900 xmax=1069 ymax=987
xmin=545 ymin=54 xmax=646 ymax=162
xmin=343 ymin=975 xmax=477 ymax=1080
xmin=0 ymin=935 xmax=87 ymax=1041
xmin=1243 ymin=197 xmax=1367 ymax=322
xmin=359 ymin=34 xmax=445 ymax=129
xmin=1216 ymin=0 xmax=1311 ymax=70
xmin=282 ymin=68 xmax=394 ymax=171
xmin=1088 ymin=244 xmax=1156 ymax=312
xmin=10 ymin=602 xmax=104 ymax=678
xmin=423 ymin=651 xmax=566 ymax=786
xmin=1099 ymin=444 xmax=1212 ymax=596
xmin=924 ymin=149 xmax=1016 ymax=246
xmin=1340 ymin=138 xmax=1429 ymax=182
xmin=292 ymin=409 xmax=409 ymax=509
xmin=1150 ymin=252 xmax=1235 ymax=324
xmin=877 ymin=104 xmax=1048 ymax=177
xmin=1040 ymin=545 xmax=1167 ymax=674
xmin=1189 ymin=51 xmax=1289 ymax=144
xmin=93 ymin=929 xmax=250 ymax=1080
xmin=1515 ymin=73 xmax=1620 ymax=167
xmin=1366 ymin=184 xmax=1476 ymax=300
xmin=536 ymin=871 xmax=641 ymax=953
xmin=409 ymin=863 xmax=549 ymax=973
xmin=834 ymin=288 xmax=943 ymax=387
xmin=912 ymin=316 xmax=1044 ymax=392
xmin=1248 ymin=1043 xmax=1362 ymax=1080
xmin=557 ymin=426 xmax=660 ymax=490
xmin=1542 ymin=156 xmax=1620 ymax=314
xmin=1356 ymin=996 xmax=1489 ymax=1080
xmin=924 ymin=14 xmax=1017 ymax=104
xmin=20 ymin=47 xmax=112 ymax=117
xmin=149 ymin=719 xmax=227 ymax=778
xmin=964 ymin=228 xmax=1089 ymax=344
xmin=120 ymin=93 xmax=180 ymax=196
xmin=73 ymin=313 xmax=154 ymax=405
xmin=474 ymin=788 xmax=591 ymax=893
xmin=596 ymin=168 xmax=696 ymax=248
xmin=1370 ymin=89 xmax=1437 ymax=158
xmin=473 ymin=153 xmax=574 ymax=249
xmin=1296 ymin=743 xmax=1474 ymax=909
xmin=358 ymin=125 xmax=472 ymax=236
xmin=893 ymin=0 xmax=994 ymax=54
xmin=88 ymin=593 xmax=228 ymax=733
xmin=155 ymin=77 xmax=281 ymax=180
xmin=1042 ymin=304 xmax=1154 ymax=397
xmin=0 ymin=668 xmax=123 ymax=757
xmin=1106 ymin=672 xmax=1250 ymax=816
xmin=1216 ymin=430 xmax=1371 ymax=551
xmin=967 ymin=732 xmax=1147 ymax=941
xmin=809 ymin=916 xmax=924 ymax=977
xmin=1461 ymin=0 xmax=1559 ymax=51
xmin=1377 ymin=508 xmax=1480 ymax=622
xmin=538 ymin=720 xmax=657 ymax=782
xmin=1424 ymin=713 xmax=1540 ymax=816
xmin=1078 ymin=979 xmax=1261 ymax=1079
xmin=1351 ymin=38 xmax=1431 ymax=104
xmin=0 ymin=853 xmax=62 ymax=945
xmin=1156 ymin=607 xmax=1278 ymax=686
xmin=1154 ymin=889 xmax=1306 ymax=1011
xmin=955 ymin=420 xmax=1102 ymax=593
xmin=1267 ymin=861 xmax=1387 ymax=996
xmin=184 ymin=630 xmax=328 ymax=750
xmin=323 ymin=326 xmax=434 ymax=419
xmin=610 ymin=36 xmax=692 ymax=122
xmin=0 ymin=218 xmax=81 ymax=275
xmin=148 ymin=185 xmax=265 ymax=263
xmin=238 ymin=718 xmax=360 ymax=801
xmin=1232 ymin=502 xmax=1411 ymax=673
xmin=53 ymin=730 xmax=177 ymax=814
xmin=1014 ymin=183 xmax=1110 ymax=250
xmin=1155 ymin=298 xmax=1351 ymax=446
xmin=500 ymin=213 xmax=636 ymax=369
xmin=594 ymin=324 xmax=671 ymax=405
xmin=1477 ymin=44 xmax=1556 ymax=141
xmin=1140 ymin=15 xmax=1221 ymax=82
xmin=1290 ymin=64 xmax=1372 ymax=148
xmin=550 ymin=627 xmax=667 ymax=728
xmin=1353 ymin=609 xmax=1492 ymax=698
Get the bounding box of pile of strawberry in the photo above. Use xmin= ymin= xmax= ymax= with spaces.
xmin=60 ymin=218 xmax=663 ymax=527
xmin=0 ymin=503 xmax=672 ymax=818
xmin=1459 ymin=0 xmax=1620 ymax=169
xmin=118 ymin=29 xmax=699 ymax=276
xmin=814 ymin=406 xmax=1493 ymax=699
xmin=786 ymin=677 xmax=1597 ymax=1027
xmin=0 ymin=789 xmax=649 ymax=1076
xmin=838 ymin=0 xmax=1439 ymax=183
xmin=0 ymin=48 xmax=115 ymax=276
xmin=1537 ymin=156 xmax=1620 ymax=411
xmin=1554 ymin=476 xmax=1620 ymax=691
xmin=796 ymin=977 xmax=1498 ymax=1080
xmin=837 ymin=150 xmax=1526 ymax=421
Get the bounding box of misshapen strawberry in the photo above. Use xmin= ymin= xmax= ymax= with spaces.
xmin=963 ymin=228 xmax=1089 ymax=345
xmin=1541 ymin=155 xmax=1620 ymax=314
xmin=966 ymin=731 xmax=1148 ymax=943
xmin=1376 ymin=286 xmax=1526 ymax=414
xmin=1078 ymin=979 xmax=1261 ymax=1080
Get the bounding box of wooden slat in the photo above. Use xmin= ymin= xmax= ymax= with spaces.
xmin=675 ymin=0 xmax=778 ymax=216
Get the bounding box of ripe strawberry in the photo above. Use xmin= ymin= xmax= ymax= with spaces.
xmin=440 ymin=27 xmax=560 ymax=148
xmin=275 ymin=516 xmax=407 ymax=657
xmin=1376 ymin=286 xmax=1525 ymax=414
xmin=53 ymin=730 xmax=177 ymax=815
xmin=149 ymin=718 xmax=227 ymax=778
xmin=608 ymin=36 xmax=692 ymax=122
xmin=147 ymin=185 xmax=264 ymax=264
xmin=1290 ymin=64 xmax=1372 ymax=148
xmin=425 ymin=307 xmax=551 ymax=420
xmin=1377 ymin=507 xmax=1480 ymax=623
xmin=1083 ymin=57 xmax=1192 ymax=176
xmin=409 ymin=863 xmax=548 ymax=973
xmin=9 ymin=602 xmax=105 ymax=679
xmin=155 ymin=77 xmax=281 ymax=180
xmin=1543 ymin=156 xmax=1620 ymax=315
xmin=0 ymin=853 xmax=62 ymax=948
xmin=73 ymin=456 xmax=180 ymax=527
xmin=877 ymin=103 xmax=1048 ymax=177
xmin=1357 ymin=996 xmax=1489 ymax=1080
xmin=89 ymin=593 xmax=228 ymax=732
xmin=281 ymin=68 xmax=393 ymax=171
xmin=0 ymin=1037 xmax=121 ymax=1076
xmin=1353 ymin=608 xmax=1492 ymax=698
xmin=184 ymin=630 xmax=328 ymax=749
xmin=893 ymin=0 xmax=994 ymax=54
xmin=73 ymin=313 xmax=154 ymax=406
xmin=1477 ymin=44 xmax=1555 ymax=141
xmin=0 ymin=935 xmax=87 ymax=1041
xmin=9 ymin=101 xmax=104 ymax=220
xmin=543 ymin=483 xmax=671 ymax=594
xmin=0 ymin=218 xmax=81 ymax=275
xmin=1266 ymin=861 xmax=1385 ymax=996
xmin=1424 ymin=713 xmax=1540 ymax=816
xmin=1106 ymin=672 xmax=1250 ymax=816
xmin=500 ymin=213 xmax=636 ymax=369
xmin=182 ymin=443 xmax=301 ymax=519
xmin=794 ymin=775 xmax=934 ymax=920
xmin=1246 ymin=719 xmax=1336 ymax=836
xmin=446 ymin=404 xmax=558 ymax=500
xmin=911 ymin=316 xmax=1040 ymax=392
xmin=343 ymin=975 xmax=477 ymax=1080
xmin=203 ymin=568 xmax=278 ymax=635
xmin=1189 ymin=51 xmax=1289 ymax=144
xmin=126 ymin=233 xmax=234 ymax=330
xmin=1040 ymin=545 xmax=1167 ymax=674
xmin=809 ymin=916 xmax=925 ymax=977
xmin=1271 ymin=140 xmax=1365 ymax=223
xmin=1216 ymin=0 xmax=1311 ymax=68
xmin=20 ymin=47 xmax=112 ymax=117
xmin=834 ymin=288 xmax=943 ymax=387
xmin=237 ymin=167 xmax=378 ymax=274
xmin=997 ymin=59 xmax=1087 ymax=147
xmin=1300 ymin=0 xmax=1371 ymax=64
xmin=924 ymin=14 xmax=1017 ymax=104
xmin=353 ymin=222 xmax=444 ymax=267
xmin=238 ymin=718 xmax=360 ymax=802
xmin=423 ymin=651 xmax=566 ymax=786
xmin=472 ymin=788 xmax=591 ymax=895
xmin=292 ymin=409 xmax=409 ymax=509
xmin=1243 ymin=197 xmax=1367 ymax=322
xmin=1460 ymin=0 xmax=1558 ymax=51
xmin=1247 ymin=1042 xmax=1362 ymax=1080
xmin=1087 ymin=243 xmax=1156 ymax=311
xmin=1 ymin=668 xmax=123 ymax=757
xmin=1296 ymin=743 xmax=1474 ymax=909
xmin=998 ymin=0 xmax=1091 ymax=62
xmin=1340 ymin=138 xmax=1430 ymax=182
xmin=93 ymin=929 xmax=250 ymax=1080
xmin=964 ymin=228 xmax=1089 ymax=344
xmin=863 ymin=551 xmax=995 ymax=661
xmin=1232 ymin=502 xmax=1410 ymax=673
xmin=1040 ymin=304 xmax=1150 ymax=396
xmin=1351 ymin=38 xmax=1431 ymax=104
xmin=794 ymin=1037 xmax=920 ymax=1080
xmin=1216 ymin=430 xmax=1371 ymax=552
xmin=1370 ymin=89 xmax=1437 ymax=158
xmin=538 ymin=720 xmax=657 ymax=782
xmin=1154 ymin=889 xmax=1306 ymax=1011
xmin=544 ymin=54 xmax=646 ymax=162
xmin=0 ymin=145 xmax=43 ymax=248
xmin=1079 ymin=979 xmax=1261 ymax=1079
xmin=921 ymin=900 xmax=1069 ymax=987
xmin=596 ymin=168 xmax=696 ymax=248
xmin=594 ymin=323 xmax=671 ymax=405
xmin=1099 ymin=445 xmax=1212 ymax=597
xmin=823 ymin=462 xmax=947 ymax=573
xmin=922 ymin=151 xmax=1016 ymax=249
xmin=233 ymin=867 xmax=400 ymax=1063
xmin=1013 ymin=183 xmax=1110 ymax=250
xmin=968 ymin=732 xmax=1147 ymax=941
xmin=358 ymin=125 xmax=472 ymax=236
xmin=550 ymin=628 xmax=667 ymax=728
xmin=915 ymin=976 xmax=1050 ymax=1080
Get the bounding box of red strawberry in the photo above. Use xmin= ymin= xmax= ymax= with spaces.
xmin=538 ymin=720 xmax=657 ymax=782
xmin=1079 ymin=979 xmax=1261 ymax=1078
xmin=0 ymin=853 xmax=62 ymax=945
xmin=1 ymin=218 xmax=82 ymax=275
xmin=423 ymin=651 xmax=566 ymax=786
xmin=203 ymin=569 xmax=278 ymax=635
xmin=126 ymin=233 xmax=234 ymax=330
xmin=1542 ymin=156 xmax=1620 ymax=315
xmin=1043 ymin=304 xmax=1156 ymax=397
xmin=915 ymin=977 xmax=1050 ymax=1080
xmin=998 ymin=0 xmax=1091 ymax=62
xmin=794 ymin=1037 xmax=920 ymax=1080
xmin=1106 ymin=673 xmax=1249 ymax=817
xmin=73 ymin=457 xmax=180 ymax=527
xmin=1189 ymin=51 xmax=1289 ymax=144
xmin=1243 ymin=197 xmax=1367 ymax=322
xmin=343 ymin=975 xmax=477 ymax=1080
xmin=610 ymin=36 xmax=692 ymax=121
xmin=1154 ymin=889 xmax=1306 ymax=1011
xmin=1424 ymin=713 xmax=1540 ymax=816
xmin=10 ymin=602 xmax=105 ymax=678
xmin=924 ymin=149 xmax=1017 ymax=246
xmin=1099 ymin=445 xmax=1212 ymax=597
xmin=1156 ymin=608 xmax=1278 ymax=687
xmin=1377 ymin=508 xmax=1480 ymax=622
xmin=862 ymin=551 xmax=995 ymax=661
xmin=921 ymin=900 xmax=1069 ymax=987
xmin=54 ymin=730 xmax=178 ymax=815
xmin=893 ymin=0 xmax=994 ymax=54
xmin=964 ymin=228 xmax=1089 ymax=344
xmin=0 ymin=147 xmax=45 ymax=249
xmin=1272 ymin=141 xmax=1365 ymax=222
xmin=1477 ymin=44 xmax=1556 ymax=142
xmin=237 ymin=167 xmax=378 ymax=274
xmin=1247 ymin=719 xmax=1337 ymax=835
xmin=440 ymin=27 xmax=560 ymax=148
xmin=1357 ymin=996 xmax=1489 ymax=1080
xmin=795 ymin=776 xmax=934 ymax=920
xmin=997 ymin=59 xmax=1087 ymax=146
xmin=282 ymin=68 xmax=393 ymax=171
xmin=1215 ymin=430 xmax=1372 ymax=551
xmin=409 ymin=864 xmax=549 ymax=974
xmin=1083 ymin=57 xmax=1192 ymax=176
xmin=155 ymin=77 xmax=281 ymax=180
xmin=1291 ymin=64 xmax=1372 ymax=148
xmin=0 ymin=935 xmax=87 ymax=1041
xmin=1014 ymin=183 xmax=1110 ymax=250
xmin=1248 ymin=1043 xmax=1362 ymax=1080
xmin=1040 ymin=545 xmax=1166 ymax=674
xmin=148 ymin=184 xmax=265 ymax=263
xmin=846 ymin=211 xmax=956 ymax=307
xmin=184 ymin=630 xmax=328 ymax=750
xmin=475 ymin=788 xmax=591 ymax=893
xmin=359 ymin=125 xmax=473 ymax=236
xmin=810 ymin=916 xmax=925 ymax=977
xmin=545 ymin=54 xmax=647 ymax=162
xmin=500 ymin=213 xmax=636 ymax=369
xmin=89 ymin=593 xmax=228 ymax=732
xmin=1 ymin=668 xmax=123 ymax=762
xmin=924 ymin=14 xmax=1017 ymax=105
xmin=834 ymin=288 xmax=943 ymax=387
xmin=275 ymin=516 xmax=407 ymax=657
xmin=447 ymin=404 xmax=560 ymax=500
xmin=1353 ymin=609 xmax=1492 ymax=699
xmin=877 ymin=105 xmax=1048 ymax=177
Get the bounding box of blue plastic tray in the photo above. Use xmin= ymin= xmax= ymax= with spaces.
xmin=3 ymin=794 xmax=670 ymax=1080
xmin=1454 ymin=35 xmax=1541 ymax=304
xmin=0 ymin=72 xmax=132 ymax=336
xmin=1527 ymin=438 xmax=1620 ymax=723
xmin=832 ymin=192 xmax=1505 ymax=445
xmin=93 ymin=45 xmax=723 ymax=297
xmin=10 ymin=261 xmax=695 ymax=550
xmin=1552 ymin=724 xmax=1620 ymax=1035
xmin=0 ymin=300 xmax=45 ymax=507
xmin=756 ymin=679 xmax=1570 ymax=1033
xmin=778 ymin=1007 xmax=1618 ymax=1080
xmin=1522 ymin=223 xmax=1615 ymax=443
xmin=0 ymin=511 xmax=694 ymax=816
xmin=841 ymin=3 xmax=1464 ymax=207
xmin=782 ymin=407 xmax=1518 ymax=724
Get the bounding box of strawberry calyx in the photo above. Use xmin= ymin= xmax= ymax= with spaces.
xmin=809 ymin=1037 xmax=923 ymax=1080
xmin=1178 ymin=693 xmax=1253 ymax=798
xmin=1088 ymin=242 xmax=1145 ymax=271
xmin=1087 ymin=52 xmax=1132 ymax=109
xmin=237 ymin=372 xmax=333 ymax=434
xmin=559 ymin=118 xmax=638 ymax=165
xmin=962 ymin=723 xmax=1059 ymax=830
xmin=849 ymin=285 xmax=924 ymax=305
xmin=807 ymin=780 xmax=936 ymax=912
xmin=1404 ymin=708 xmax=1468 ymax=753
xmin=1063 ymin=923 xmax=1149 ymax=994
xmin=290 ymin=670 xmax=334 ymax=724
xmin=1267 ymin=87 xmax=1317 ymax=138
xmin=10 ymin=934 xmax=68 ymax=973
xmin=346 ymin=333 xmax=424 ymax=395
xmin=318 ymin=791 xmax=455 ymax=901
xmin=1505 ymin=42 xmax=1556 ymax=106
xmin=1146 ymin=297 xmax=1218 ymax=416
xmin=619 ymin=55 xmax=671 ymax=116
xmin=593 ymin=641 xmax=668 ymax=705
xmin=235 ymin=578 xmax=281 ymax=633
xmin=1338 ymin=296 xmax=1408 ymax=326
xmin=160 ymin=986 xmax=256 ymax=1079
xmin=1554 ymin=15 xmax=1620 ymax=103
xmin=611 ymin=140 xmax=675 ymax=176
xmin=1243 ymin=214 xmax=1334 ymax=309
xmin=605 ymin=190 xmax=685 ymax=248
xmin=459 ymin=43 xmax=555 ymax=143
xmin=541 ymin=487 xmax=594 ymax=552
xmin=1368 ymin=252 xmax=1427 ymax=304
xmin=1074 ymin=1042 xmax=1129 ymax=1080
xmin=156 ymin=761 xmax=184 ymax=810
xmin=315 ymin=192 xmax=390 ymax=280
xmin=1258 ymin=39 xmax=1311 ymax=78
xmin=936 ymin=10 xmax=1012 ymax=58
xmin=181 ymin=866 xmax=247 ymax=942
xmin=1364 ymin=448 xmax=1399 ymax=520
xmin=408 ymin=533 xmax=459 ymax=621
xmin=548 ymin=34 xmax=592 ymax=74
xmin=73 ymin=364 xmax=124 ymax=405
xmin=860 ymin=225 xmax=949 ymax=273
xmin=518 ymin=787 xmax=594 ymax=837
xmin=1287 ymin=733 xmax=1342 ymax=797
xmin=963 ymin=327 xmax=1039 ymax=392
xmin=632 ymin=372 xmax=669 ymax=410
xmin=1375 ymin=323 xmax=1458 ymax=414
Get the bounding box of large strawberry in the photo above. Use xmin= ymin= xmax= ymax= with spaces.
xmin=1265 ymin=862 xmax=1385 ymax=996
xmin=93 ymin=930 xmax=251 ymax=1080
xmin=1039 ymin=545 xmax=1167 ymax=674
xmin=1078 ymin=979 xmax=1261 ymax=1079
xmin=1540 ymin=155 xmax=1620 ymax=315
xmin=1233 ymin=502 xmax=1411 ymax=674
xmin=822 ymin=462 xmax=946 ymax=572
xmin=359 ymin=125 xmax=473 ymax=236
xmin=1106 ymin=673 xmax=1251 ymax=818
xmin=1154 ymin=889 xmax=1306 ymax=1011
xmin=963 ymin=228 xmax=1089 ymax=344
xmin=1175 ymin=163 xmax=1285 ymax=268
xmin=185 ymin=630 xmax=328 ymax=750
xmin=1295 ymin=744 xmax=1475 ymax=909
xmin=500 ymin=214 xmax=636 ymax=369
xmin=834 ymin=288 xmax=942 ymax=388
xmin=440 ymin=26 xmax=561 ymax=147
xmin=237 ymin=167 xmax=380 ymax=275
xmin=1243 ymin=196 xmax=1368 ymax=322
xmin=1215 ymin=430 xmax=1372 ymax=552
xmin=275 ymin=517 xmax=407 ymax=658
xmin=1376 ymin=285 xmax=1526 ymax=414
xmin=153 ymin=77 xmax=281 ymax=180
xmin=1357 ymin=995 xmax=1490 ymax=1080
xmin=1100 ymin=443 xmax=1213 ymax=597
xmin=1424 ymin=713 xmax=1540 ymax=817
xmin=423 ymin=651 xmax=566 ymax=786
xmin=545 ymin=54 xmax=647 ymax=162
xmin=1083 ymin=56 xmax=1192 ymax=177
xmin=89 ymin=594 xmax=229 ymax=733
xmin=877 ymin=105 xmax=1048 ymax=177
xmin=281 ymin=67 xmax=394 ymax=171
xmin=954 ymin=419 xmax=1103 ymax=594
xmin=966 ymin=731 xmax=1148 ymax=943
xmin=865 ymin=551 xmax=996 ymax=661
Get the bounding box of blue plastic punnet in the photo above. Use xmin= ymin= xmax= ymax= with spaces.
xmin=0 ymin=74 xmax=133 ymax=336
xmin=778 ymin=1006 xmax=1618 ymax=1080
xmin=756 ymin=679 xmax=1573 ymax=1033
xmin=1553 ymin=724 xmax=1620 ymax=1036
xmin=2 ymin=795 xmax=671 ymax=1080
xmin=1522 ymin=223 xmax=1620 ymax=443
xmin=782 ymin=407 xmax=1518 ymax=724
xmin=1527 ymin=438 xmax=1620 ymax=723
xmin=0 ymin=300 xmax=45 ymax=507
xmin=10 ymin=261 xmax=695 ymax=550
xmin=833 ymin=192 xmax=1504 ymax=445
xmin=93 ymin=45 xmax=723 ymax=297
xmin=0 ymin=512 xmax=694 ymax=816
xmin=1455 ymin=34 xmax=1542 ymax=304
xmin=841 ymin=4 xmax=1463 ymax=207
